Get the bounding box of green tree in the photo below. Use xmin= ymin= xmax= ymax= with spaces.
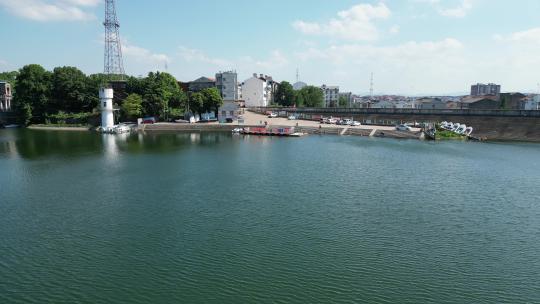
xmin=142 ymin=71 xmax=181 ymax=119
xmin=275 ymin=81 xmax=295 ymax=106
xmin=126 ymin=76 xmax=145 ymax=96
xmin=338 ymin=96 xmax=349 ymax=108
xmin=294 ymin=90 xmax=305 ymax=107
xmin=121 ymin=93 xmax=143 ymax=121
xmin=13 ymin=64 xmax=52 ymax=124
xmin=51 ymin=66 xmax=90 ymax=113
xmin=201 ymin=87 xmax=223 ymax=114
xmin=499 ymin=95 xmax=507 ymax=109
xmin=188 ymin=92 xmax=204 ymax=115
xmin=296 ymin=86 xmax=324 ymax=108
xmin=0 ymin=71 xmax=19 ymax=91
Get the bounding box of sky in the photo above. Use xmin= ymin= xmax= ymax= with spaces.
xmin=1 ymin=0 xmax=540 ymax=95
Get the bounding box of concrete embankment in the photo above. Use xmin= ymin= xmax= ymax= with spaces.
xmin=251 ymin=107 xmax=540 ymax=142
xmin=143 ymin=123 xmax=423 ymax=140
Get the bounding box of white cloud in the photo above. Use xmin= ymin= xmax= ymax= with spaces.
xmin=294 ymin=38 xmax=468 ymax=94
xmin=239 ymin=50 xmax=289 ymax=70
xmin=438 ymin=0 xmax=473 ymax=18
xmin=414 ymin=0 xmax=474 ymax=18
xmin=122 ymin=42 xmax=171 ymax=73
xmin=177 ymin=46 xmax=232 ymax=67
xmin=293 ymin=2 xmax=391 ymax=41
xmin=0 ymin=0 xmax=99 ymax=21
xmin=389 ymin=25 xmax=400 ymax=34
xmin=501 ymin=27 xmax=540 ymax=44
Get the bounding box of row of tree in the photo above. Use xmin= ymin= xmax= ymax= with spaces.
xmin=1 ymin=64 xmax=223 ymax=125
xmin=273 ymin=81 xmax=350 ymax=108
xmin=274 ymin=81 xmax=325 ymax=108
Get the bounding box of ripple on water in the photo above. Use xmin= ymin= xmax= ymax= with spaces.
xmin=1 ymin=132 xmax=540 ymax=303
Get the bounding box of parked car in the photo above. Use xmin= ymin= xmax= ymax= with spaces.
xmin=342 ymin=119 xmax=353 ymax=125
xmin=328 ymin=118 xmax=338 ymax=124
xmin=142 ymin=117 xmax=156 ymax=124
xmin=288 ymin=115 xmax=297 ymax=120
xmin=268 ymin=112 xmax=278 ymax=118
xmin=396 ymin=124 xmax=412 ymax=131
xmin=351 ymin=121 xmax=362 ymax=126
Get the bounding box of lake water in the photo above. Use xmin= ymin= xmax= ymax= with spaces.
xmin=1 ymin=129 xmax=540 ymax=303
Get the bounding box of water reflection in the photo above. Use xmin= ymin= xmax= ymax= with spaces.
xmin=0 ymin=129 xmax=235 ymax=159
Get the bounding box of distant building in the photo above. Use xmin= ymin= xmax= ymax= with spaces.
xmin=321 ymin=85 xmax=339 ymax=107
xmin=241 ymin=73 xmax=277 ymax=107
xmin=521 ymin=96 xmax=539 ymax=110
xmin=471 ymin=83 xmax=501 ymax=96
xmin=370 ymin=100 xmax=396 ymax=109
xmin=499 ymin=92 xmax=526 ymax=109
xmin=0 ymin=81 xmax=12 ymax=112
xmin=459 ymin=96 xmax=500 ymax=110
xmin=188 ymin=77 xmax=216 ymax=92
xmin=293 ymin=81 xmax=307 ymax=91
xmin=416 ymin=97 xmax=448 ymax=109
xmin=215 ymin=71 xmax=238 ymax=101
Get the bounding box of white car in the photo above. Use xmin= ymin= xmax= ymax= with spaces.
xmin=288 ymin=115 xmax=297 ymax=120
xmin=328 ymin=118 xmax=338 ymax=124
xmin=396 ymin=124 xmax=412 ymax=131
xmin=351 ymin=121 xmax=361 ymax=126
xmin=268 ymin=112 xmax=278 ymax=118
xmin=342 ymin=119 xmax=353 ymax=125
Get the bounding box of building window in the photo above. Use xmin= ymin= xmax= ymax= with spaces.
xmin=103 ymin=102 xmax=107 ymax=108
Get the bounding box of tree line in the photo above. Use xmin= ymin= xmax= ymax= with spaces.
xmin=273 ymin=81 xmax=324 ymax=108
xmin=273 ymin=81 xmax=349 ymax=108
xmin=0 ymin=64 xmax=223 ymax=125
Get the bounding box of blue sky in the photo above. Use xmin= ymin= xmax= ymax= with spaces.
xmin=1 ymin=0 xmax=540 ymax=95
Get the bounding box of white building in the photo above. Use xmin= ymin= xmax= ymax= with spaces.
xmin=0 ymin=81 xmax=12 ymax=112
xmin=241 ymin=74 xmax=276 ymax=107
xmin=522 ymin=95 xmax=540 ymax=110
xmin=321 ymin=85 xmax=339 ymax=107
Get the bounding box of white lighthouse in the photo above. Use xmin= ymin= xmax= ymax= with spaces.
xmin=100 ymin=87 xmax=115 ymax=130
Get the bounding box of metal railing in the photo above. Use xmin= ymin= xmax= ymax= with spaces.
xmin=250 ymin=107 xmax=540 ymax=118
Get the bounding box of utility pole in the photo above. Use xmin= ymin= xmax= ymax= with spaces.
xmin=296 ymin=68 xmax=299 ymax=83
xmin=104 ymin=0 xmax=125 ymax=81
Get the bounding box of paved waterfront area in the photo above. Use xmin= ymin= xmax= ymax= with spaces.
xmin=241 ymin=110 xmax=420 ymax=132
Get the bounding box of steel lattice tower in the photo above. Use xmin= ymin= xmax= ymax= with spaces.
xmin=103 ymin=0 xmax=125 ymax=81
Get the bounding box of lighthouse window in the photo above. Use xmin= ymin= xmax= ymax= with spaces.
xmin=103 ymin=102 xmax=107 ymax=107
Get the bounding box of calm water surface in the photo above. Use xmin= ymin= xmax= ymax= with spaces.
xmin=1 ymin=129 xmax=540 ymax=303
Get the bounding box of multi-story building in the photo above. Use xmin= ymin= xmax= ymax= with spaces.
xmin=215 ymin=71 xmax=238 ymax=101
xmin=241 ymin=73 xmax=277 ymax=107
xmin=0 ymin=81 xmax=12 ymax=112
xmin=471 ymin=83 xmax=501 ymax=96
xmin=321 ymin=85 xmax=339 ymax=107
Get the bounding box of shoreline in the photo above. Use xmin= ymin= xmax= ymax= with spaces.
xmin=141 ymin=123 xmax=424 ymax=140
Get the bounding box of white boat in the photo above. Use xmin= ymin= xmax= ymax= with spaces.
xmin=4 ymin=124 xmax=20 ymax=129
xmin=232 ymin=128 xmax=243 ymax=134
xmin=115 ymin=124 xmax=132 ymax=134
